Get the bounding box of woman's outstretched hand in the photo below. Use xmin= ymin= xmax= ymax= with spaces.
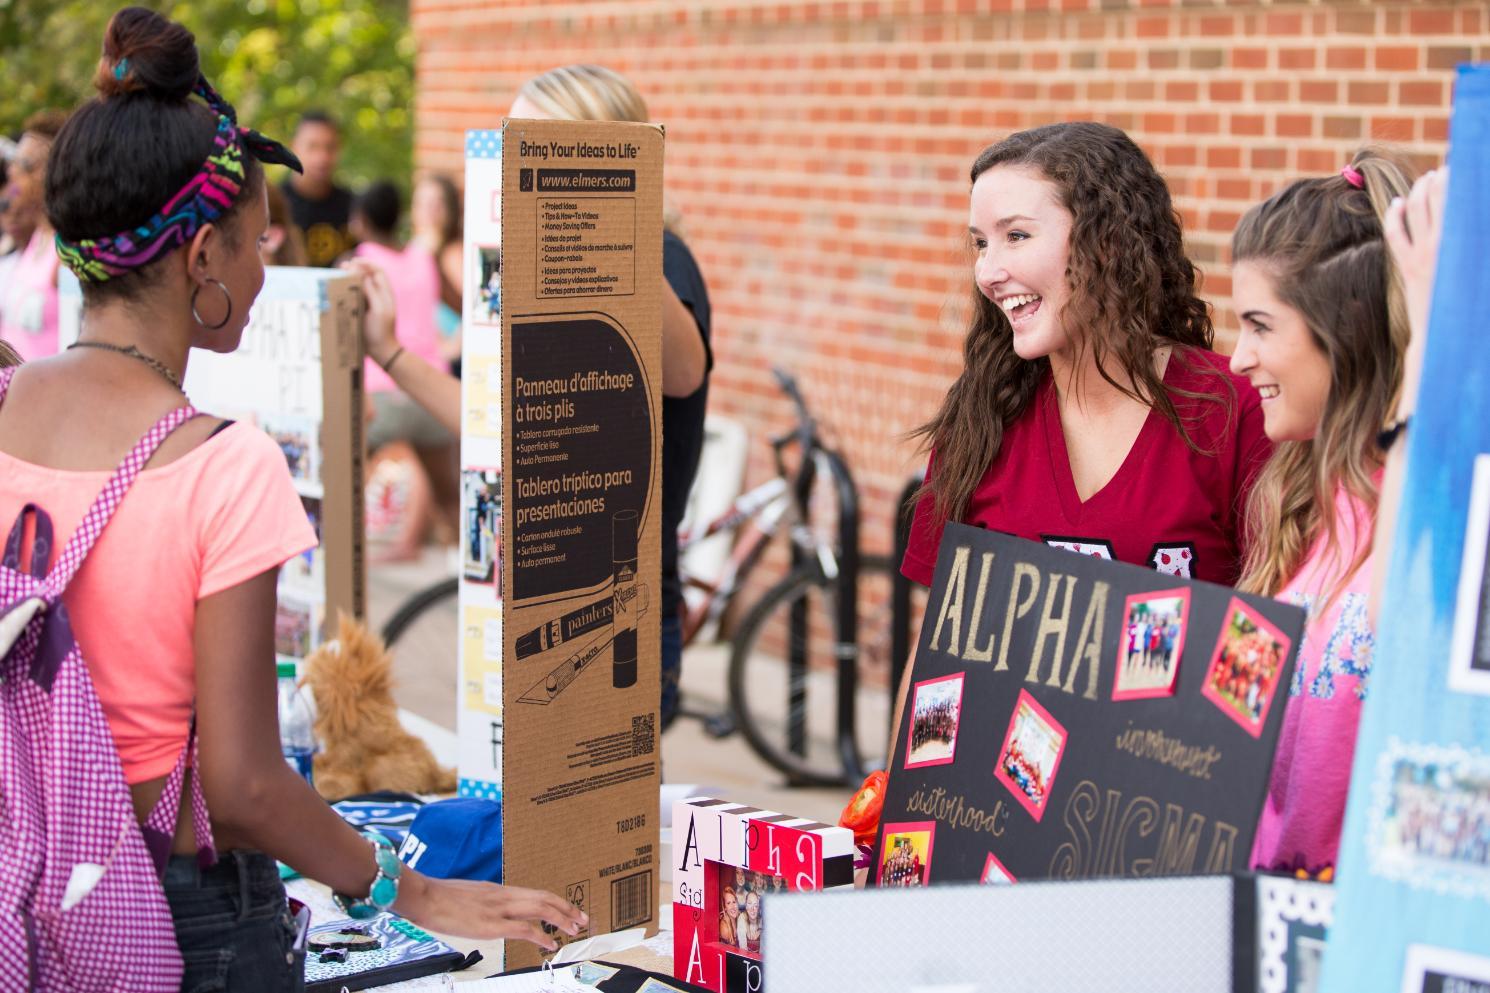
xmin=1382 ymin=168 xmax=1442 ymax=369
xmin=393 ymin=870 xmax=588 ymax=951
xmin=341 ymin=258 xmax=400 ymax=368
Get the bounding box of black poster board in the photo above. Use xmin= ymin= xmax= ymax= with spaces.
xmin=875 ymin=524 xmax=1305 ymax=886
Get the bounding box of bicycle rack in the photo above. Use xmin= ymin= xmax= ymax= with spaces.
xmin=781 ymin=443 xmax=863 ymax=785
xmin=829 ymin=448 xmax=863 ymax=785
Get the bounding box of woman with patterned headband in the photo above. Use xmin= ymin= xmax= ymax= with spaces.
xmin=0 ymin=7 xmax=582 ymax=990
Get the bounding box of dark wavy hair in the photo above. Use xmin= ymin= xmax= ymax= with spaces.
xmin=915 ymin=121 xmax=1222 ymax=526
xmin=45 ymin=6 xmax=263 ymax=303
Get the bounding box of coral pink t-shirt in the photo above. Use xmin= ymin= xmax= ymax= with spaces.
xmin=1250 ymin=485 xmax=1375 ymax=876
xmin=0 ymin=230 xmax=61 ymax=363
xmin=355 ymin=241 xmax=444 ymax=394
xmin=903 ymin=347 xmax=1271 ymax=587
xmin=0 ymin=421 xmax=316 ymax=784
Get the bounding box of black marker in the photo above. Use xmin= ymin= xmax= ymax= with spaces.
xmin=612 ymin=510 xmax=639 ymax=688
xmin=514 ymin=595 xmax=613 ymax=659
xmin=518 ymin=632 xmax=613 ymax=705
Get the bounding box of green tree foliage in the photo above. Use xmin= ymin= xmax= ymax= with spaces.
xmin=0 ymin=0 xmax=413 ymax=187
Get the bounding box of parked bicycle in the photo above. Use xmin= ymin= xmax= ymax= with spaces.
xmin=378 ymin=366 xmax=926 ymax=789
xmin=718 ymin=368 xmax=926 ymax=788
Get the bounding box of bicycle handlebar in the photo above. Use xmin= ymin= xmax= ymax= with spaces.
xmin=771 ymin=365 xmax=816 ymax=442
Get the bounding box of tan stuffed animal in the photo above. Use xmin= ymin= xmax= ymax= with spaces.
xmin=303 ymin=614 xmax=456 ymax=800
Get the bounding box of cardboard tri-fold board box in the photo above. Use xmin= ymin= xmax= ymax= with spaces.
xmin=59 ymin=269 xmax=366 ymax=660
xmin=458 ymin=119 xmax=665 ymax=970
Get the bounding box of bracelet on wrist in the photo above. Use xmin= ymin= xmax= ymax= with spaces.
xmin=380 ymin=346 xmax=406 ymax=374
xmin=333 ymin=831 xmax=403 ymax=920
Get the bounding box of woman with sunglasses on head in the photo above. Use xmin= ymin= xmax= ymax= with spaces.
xmin=0 ymin=8 xmax=582 ymax=989
xmin=1228 ymin=152 xmax=1420 ymax=878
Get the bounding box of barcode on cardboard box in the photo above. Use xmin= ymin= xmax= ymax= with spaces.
xmin=611 ymin=870 xmax=652 ymax=929
xmin=631 ymin=714 xmax=655 ymax=756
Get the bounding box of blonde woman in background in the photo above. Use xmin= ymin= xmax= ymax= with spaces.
xmin=508 ymin=65 xmax=711 ymax=729
xmin=355 ymin=64 xmax=713 ymax=728
xmin=409 ymin=173 xmax=464 ymax=361
xmin=1228 ymin=150 xmax=1417 ymax=878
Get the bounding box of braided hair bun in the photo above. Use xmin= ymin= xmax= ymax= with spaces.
xmin=50 ymin=6 xmax=261 ymax=300
xmin=93 ymin=6 xmax=200 ymax=102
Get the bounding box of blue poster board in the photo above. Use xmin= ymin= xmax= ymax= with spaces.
xmin=1320 ymin=65 xmax=1490 ymax=993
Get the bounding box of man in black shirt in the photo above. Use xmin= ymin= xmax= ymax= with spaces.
xmin=280 ymin=111 xmax=354 ymax=266
xmin=657 ymin=230 xmax=712 ymax=730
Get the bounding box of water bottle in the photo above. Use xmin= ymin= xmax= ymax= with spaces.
xmin=277 ymin=661 xmax=316 ymax=785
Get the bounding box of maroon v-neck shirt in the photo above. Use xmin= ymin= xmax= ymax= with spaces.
xmin=904 ymin=347 xmax=1271 ymax=588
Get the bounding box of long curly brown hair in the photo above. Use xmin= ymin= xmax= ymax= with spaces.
xmin=1233 ymin=150 xmax=1412 ymax=601
xmin=915 ymin=122 xmax=1222 ymax=526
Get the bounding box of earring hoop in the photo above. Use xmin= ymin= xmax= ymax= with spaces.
xmin=191 ymin=278 xmax=234 ymax=331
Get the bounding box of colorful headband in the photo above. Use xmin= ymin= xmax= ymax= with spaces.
xmin=56 ymin=75 xmax=302 ymax=284
xmin=1340 ymin=164 xmax=1364 ymax=189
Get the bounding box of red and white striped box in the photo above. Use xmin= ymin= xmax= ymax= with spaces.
xmin=671 ymin=797 xmax=855 ymax=992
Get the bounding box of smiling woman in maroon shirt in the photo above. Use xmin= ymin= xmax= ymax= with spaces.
xmin=891 ymin=123 xmax=1270 ymax=761
xmin=904 ymin=122 xmax=1270 ymax=589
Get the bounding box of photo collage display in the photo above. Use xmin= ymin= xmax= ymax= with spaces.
xmin=707 ymin=861 xmax=793 ymax=959
xmin=878 ymin=528 xmax=1302 ymax=890
xmin=671 ymin=797 xmax=855 ymax=993
xmin=259 ymin=412 xmax=326 ymax=671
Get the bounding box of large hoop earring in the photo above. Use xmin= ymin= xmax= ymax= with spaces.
xmin=191 ymin=278 xmax=234 ymax=331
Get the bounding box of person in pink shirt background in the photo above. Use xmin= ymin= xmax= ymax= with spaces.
xmin=0 ymin=108 xmax=67 ymax=362
xmin=351 ymin=180 xmax=454 ymax=559
xmin=352 ymin=180 xmax=446 ymax=404
xmin=1229 ymin=149 xmax=1419 ymax=877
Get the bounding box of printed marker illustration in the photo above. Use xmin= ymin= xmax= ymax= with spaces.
xmin=612 ymin=509 xmax=640 ymax=688
xmin=514 ymin=593 xmax=613 ymax=660
xmin=519 ymin=631 xmax=613 ymax=705
xmin=518 ymin=511 xmax=649 ymax=705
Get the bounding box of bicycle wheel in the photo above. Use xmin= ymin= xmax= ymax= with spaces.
xmin=727 ymin=556 xmax=900 ymax=786
xmin=376 ymin=576 xmax=461 ymax=730
xmin=381 ymin=577 xmax=459 ymax=646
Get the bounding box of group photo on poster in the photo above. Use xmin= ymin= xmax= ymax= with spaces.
xmin=905 ymin=673 xmax=965 ymax=769
xmin=876 ymin=526 xmax=1305 ymax=885
xmin=993 ymin=689 xmax=1069 ymax=822
xmin=878 ymin=823 xmax=935 ymax=888
xmin=1113 ymin=589 xmax=1190 ymax=700
xmin=462 ymin=467 xmax=502 ymax=586
xmin=1201 ymin=599 xmax=1291 ymax=737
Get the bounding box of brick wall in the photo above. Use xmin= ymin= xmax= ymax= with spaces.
xmin=412 ymin=0 xmax=1474 ymax=566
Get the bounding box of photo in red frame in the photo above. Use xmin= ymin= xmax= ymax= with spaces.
xmin=993 ymin=690 xmax=1069 ymax=822
xmin=707 ymin=860 xmax=790 ymax=960
xmin=905 ymin=672 xmax=965 ymax=769
xmin=1200 ymin=597 xmax=1292 ymax=738
xmin=1112 ymin=588 xmax=1191 ymax=701
xmin=980 ymin=851 xmax=1016 ymax=885
xmin=877 ymin=821 xmax=935 ymax=888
